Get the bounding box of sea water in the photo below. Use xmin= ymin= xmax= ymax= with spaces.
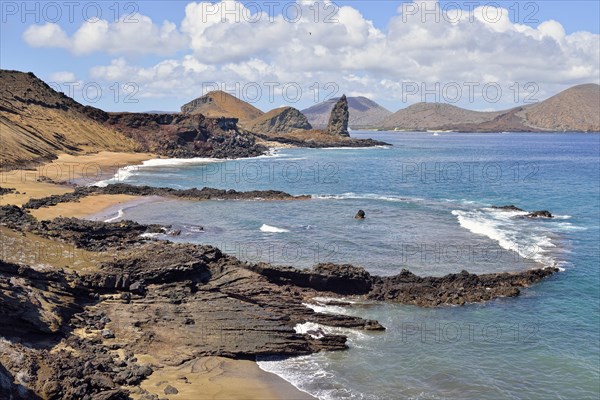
xmin=97 ymin=132 xmax=600 ymax=399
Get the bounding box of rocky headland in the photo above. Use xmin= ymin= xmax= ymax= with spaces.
xmin=0 ymin=199 xmax=559 ymax=398
xmin=0 ymin=70 xmax=389 ymax=170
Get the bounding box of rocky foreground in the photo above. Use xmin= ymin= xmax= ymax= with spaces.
xmin=0 ymin=201 xmax=558 ymax=399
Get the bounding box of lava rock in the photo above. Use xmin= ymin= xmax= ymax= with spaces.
xmin=326 ymin=95 xmax=350 ymax=136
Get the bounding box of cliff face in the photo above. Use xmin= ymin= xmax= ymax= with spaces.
xmin=0 ymin=70 xmax=138 ymax=166
xmin=244 ymin=106 xmax=312 ymax=134
xmin=92 ymin=111 xmax=267 ymax=159
xmin=0 ymin=70 xmax=268 ymax=164
xmin=327 ymin=95 xmax=350 ymax=136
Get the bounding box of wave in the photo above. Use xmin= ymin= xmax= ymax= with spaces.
xmin=451 ymin=208 xmax=567 ymax=270
xmin=258 ymin=322 xmax=376 ymax=400
xmin=260 ymin=224 xmax=289 ymax=233
xmin=91 ymin=149 xmax=286 ymax=186
xmin=302 ymin=302 xmax=350 ymax=316
xmin=103 ymin=209 xmax=124 ymax=223
xmin=312 ymin=192 xmax=419 ymax=203
xmin=140 ymin=232 xmax=162 ymax=239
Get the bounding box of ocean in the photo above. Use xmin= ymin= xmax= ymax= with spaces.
xmin=94 ymin=132 xmax=600 ymax=399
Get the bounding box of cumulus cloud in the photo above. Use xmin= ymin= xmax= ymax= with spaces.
xmin=22 ymin=14 xmax=187 ymax=55
xmin=28 ymin=1 xmax=599 ymax=108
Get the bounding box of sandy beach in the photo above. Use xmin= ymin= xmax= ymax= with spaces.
xmin=0 ymin=151 xmax=316 ymax=400
xmin=133 ymin=356 xmax=314 ymax=400
xmin=0 ymin=151 xmax=155 ymax=207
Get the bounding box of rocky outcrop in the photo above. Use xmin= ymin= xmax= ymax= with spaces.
xmin=524 ymin=210 xmax=553 ymax=218
xmin=244 ymin=106 xmax=312 ymax=134
xmin=21 ymin=183 xmax=309 ymax=210
xmin=368 ymin=268 xmax=557 ymax=307
xmin=0 ymin=208 xmax=560 ymax=398
xmin=0 ymin=187 xmax=15 ymax=196
xmin=248 ymin=263 xmax=374 ymax=295
xmin=252 ymin=131 xmax=389 ymax=148
xmin=490 ymin=205 xmax=554 ymax=219
xmin=326 ymin=95 xmax=350 ymax=136
xmin=302 ymin=96 xmax=391 ymax=129
xmin=94 ymin=112 xmax=267 ymax=159
xmin=491 ymin=205 xmax=525 ymax=212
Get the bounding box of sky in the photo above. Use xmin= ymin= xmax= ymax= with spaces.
xmin=1 ymin=0 xmax=599 ymax=112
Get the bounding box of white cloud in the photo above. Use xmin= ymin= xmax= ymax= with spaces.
xmin=34 ymin=0 xmax=598 ymax=108
xmin=49 ymin=71 xmax=76 ymax=82
xmin=22 ymin=14 xmax=187 ymax=55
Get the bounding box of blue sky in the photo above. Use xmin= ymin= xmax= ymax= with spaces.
xmin=2 ymin=1 xmax=599 ymax=112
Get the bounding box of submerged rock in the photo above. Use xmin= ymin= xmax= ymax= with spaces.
xmin=491 ymin=205 xmax=525 ymax=212
xmin=525 ymin=210 xmax=553 ymax=218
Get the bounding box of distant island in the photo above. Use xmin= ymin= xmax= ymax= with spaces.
xmin=302 ymin=84 xmax=600 ymax=132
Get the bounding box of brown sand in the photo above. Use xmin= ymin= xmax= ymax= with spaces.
xmin=134 ymin=356 xmax=315 ymax=400
xmin=29 ymin=194 xmax=140 ymax=221
xmin=0 ymin=151 xmax=155 ymax=206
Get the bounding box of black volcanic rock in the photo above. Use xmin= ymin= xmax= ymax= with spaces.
xmin=368 ymin=268 xmax=558 ymax=307
xmin=0 ymin=209 xmax=560 ymax=398
xmin=525 ymin=210 xmax=553 ymax=218
xmin=327 ymin=95 xmax=350 ymax=136
xmin=21 ymin=183 xmax=310 ymax=210
xmin=491 ymin=205 xmax=525 ymax=212
xmin=99 ymin=112 xmax=267 ymax=159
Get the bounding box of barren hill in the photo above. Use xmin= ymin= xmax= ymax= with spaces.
xmin=380 ymin=84 xmax=600 ymax=132
xmin=0 ymin=70 xmax=138 ymax=166
xmin=302 ymin=96 xmax=391 ymax=129
xmin=244 ymin=106 xmax=312 ymax=134
xmin=381 ymin=103 xmax=504 ymax=130
xmin=181 ymin=90 xmax=264 ymax=123
xmin=521 ymin=84 xmax=600 ymax=132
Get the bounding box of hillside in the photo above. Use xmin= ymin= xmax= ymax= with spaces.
xmin=0 ymin=70 xmax=138 ymax=166
xmin=381 ymin=103 xmax=503 ymax=130
xmin=244 ymin=106 xmax=312 ymax=134
xmin=521 ymin=84 xmax=600 ymax=131
xmin=302 ymin=96 xmax=391 ymax=129
xmin=380 ymin=84 xmax=600 ymax=132
xmin=181 ymin=90 xmax=264 ymax=123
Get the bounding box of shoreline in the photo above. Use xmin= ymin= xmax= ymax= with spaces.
xmin=0 ymin=150 xmax=319 ymax=400
xmin=133 ymin=356 xmax=316 ymax=400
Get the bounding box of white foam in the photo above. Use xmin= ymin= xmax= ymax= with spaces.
xmin=91 ymin=149 xmax=285 ymax=186
xmin=260 ymin=224 xmax=289 ymax=233
xmin=452 ymin=208 xmax=567 ymax=271
xmin=103 ymin=209 xmax=124 ymax=223
xmin=140 ymin=232 xmax=161 ymax=239
xmin=312 ymin=192 xmax=418 ymax=203
xmin=302 ymin=302 xmax=350 ymax=316
xmin=294 ymin=322 xmax=327 ymax=339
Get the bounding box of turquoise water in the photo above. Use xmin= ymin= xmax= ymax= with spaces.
xmin=98 ymin=132 xmax=600 ymax=399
